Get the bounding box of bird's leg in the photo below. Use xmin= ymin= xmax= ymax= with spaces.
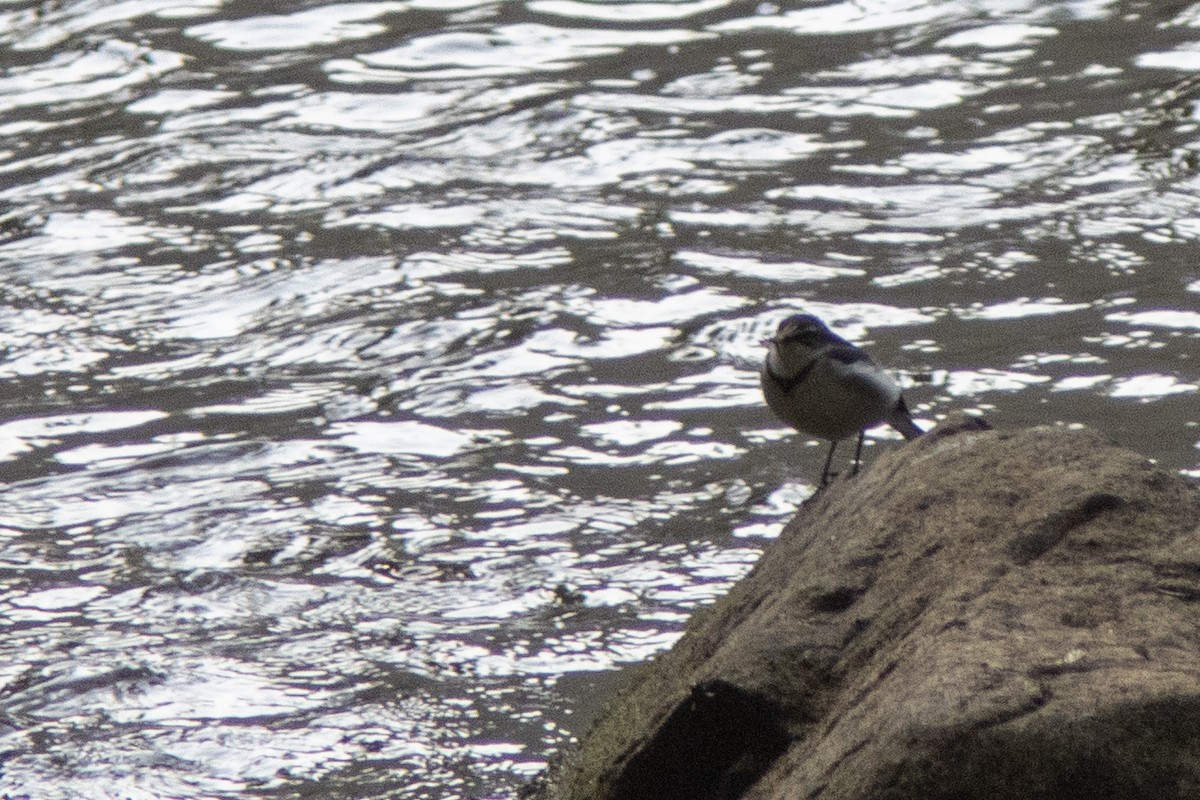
xmin=820 ymin=440 xmax=839 ymax=486
xmin=850 ymin=430 xmax=866 ymax=476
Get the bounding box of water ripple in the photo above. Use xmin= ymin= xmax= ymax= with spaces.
xmin=1 ymin=0 xmax=1199 ymax=797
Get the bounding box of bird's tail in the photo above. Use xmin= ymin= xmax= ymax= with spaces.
xmin=888 ymin=397 xmax=923 ymax=440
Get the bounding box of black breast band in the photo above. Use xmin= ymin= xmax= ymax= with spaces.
xmin=767 ymin=345 xmax=869 ymax=394
xmin=767 ymin=358 xmax=819 ymax=394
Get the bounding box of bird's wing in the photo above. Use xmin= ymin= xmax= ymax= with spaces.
xmin=823 ymin=345 xmax=871 ymax=366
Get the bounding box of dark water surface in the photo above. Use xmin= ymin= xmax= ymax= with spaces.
xmin=0 ymin=0 xmax=1197 ymax=797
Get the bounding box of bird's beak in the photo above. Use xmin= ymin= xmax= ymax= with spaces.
xmin=760 ymin=337 xmax=776 ymax=348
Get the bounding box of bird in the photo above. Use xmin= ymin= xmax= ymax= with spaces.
xmin=760 ymin=313 xmax=922 ymax=486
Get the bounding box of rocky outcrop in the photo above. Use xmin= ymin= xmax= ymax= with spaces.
xmin=536 ymin=416 xmax=1200 ymax=800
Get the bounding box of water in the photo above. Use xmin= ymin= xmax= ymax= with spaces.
xmin=0 ymin=0 xmax=1197 ymax=797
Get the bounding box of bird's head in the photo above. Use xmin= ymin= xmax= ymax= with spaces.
xmin=762 ymin=313 xmax=838 ymax=350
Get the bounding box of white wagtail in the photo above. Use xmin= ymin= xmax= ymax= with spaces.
xmin=761 ymin=313 xmax=922 ymax=486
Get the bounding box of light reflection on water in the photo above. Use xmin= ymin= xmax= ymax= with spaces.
xmin=0 ymin=0 xmax=1198 ymax=797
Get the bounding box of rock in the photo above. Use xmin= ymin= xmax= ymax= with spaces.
xmin=537 ymin=416 xmax=1200 ymax=800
